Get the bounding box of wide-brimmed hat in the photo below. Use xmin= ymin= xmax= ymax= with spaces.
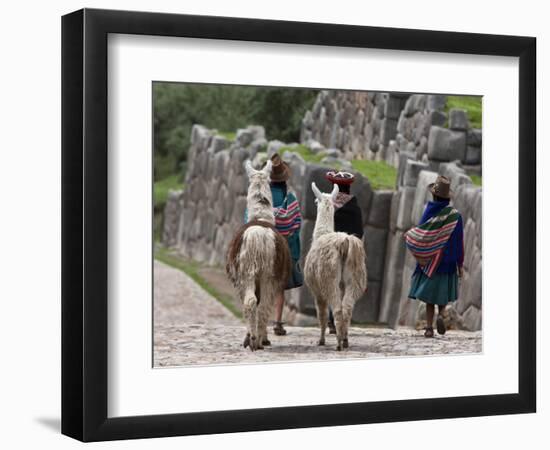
xmin=325 ymin=170 xmax=355 ymax=185
xmin=428 ymin=175 xmax=452 ymax=199
xmin=269 ymin=153 xmax=291 ymax=182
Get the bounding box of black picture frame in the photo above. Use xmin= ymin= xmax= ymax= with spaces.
xmin=61 ymin=8 xmax=536 ymax=442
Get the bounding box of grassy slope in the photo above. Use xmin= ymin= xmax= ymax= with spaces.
xmin=154 ymin=174 xmax=184 ymax=209
xmin=281 ymin=144 xmax=397 ymax=190
xmin=445 ymin=96 xmax=482 ymax=129
xmin=155 ymin=247 xmax=242 ymax=319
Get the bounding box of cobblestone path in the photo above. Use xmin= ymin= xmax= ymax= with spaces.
xmin=154 ymin=261 xmax=482 ymax=367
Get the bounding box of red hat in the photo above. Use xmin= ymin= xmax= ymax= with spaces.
xmin=325 ymin=170 xmax=355 ymax=185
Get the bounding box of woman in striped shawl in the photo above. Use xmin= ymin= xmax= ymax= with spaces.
xmin=405 ymin=176 xmax=464 ymax=338
xmin=245 ymin=153 xmax=303 ymax=337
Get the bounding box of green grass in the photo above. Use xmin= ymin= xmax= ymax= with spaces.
xmin=216 ymin=131 xmax=236 ymax=141
xmin=445 ymin=96 xmax=482 ymax=129
xmin=470 ymin=175 xmax=482 ymax=186
xmin=282 ymin=144 xmax=397 ymax=190
xmin=154 ymin=175 xmax=184 ymax=209
xmin=155 ymin=247 xmax=242 ymax=319
xmin=280 ymin=144 xmax=325 ymax=164
xmin=351 ymin=160 xmax=397 ymax=190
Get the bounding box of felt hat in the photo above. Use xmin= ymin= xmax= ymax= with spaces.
xmin=325 ymin=170 xmax=355 ymax=185
xmin=269 ymin=153 xmax=291 ymax=182
xmin=428 ymin=175 xmax=453 ymax=199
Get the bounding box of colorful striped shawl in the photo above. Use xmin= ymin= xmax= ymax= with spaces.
xmin=273 ymin=193 xmax=301 ymax=236
xmin=405 ymin=206 xmax=460 ymax=277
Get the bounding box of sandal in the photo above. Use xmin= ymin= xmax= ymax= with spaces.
xmin=273 ymin=321 xmax=287 ymax=336
xmin=436 ymin=316 xmax=446 ymax=335
xmin=424 ymin=327 xmax=434 ymax=338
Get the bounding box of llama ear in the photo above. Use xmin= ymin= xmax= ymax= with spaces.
xmin=262 ymin=159 xmax=273 ymax=176
xmin=311 ymin=182 xmax=323 ymax=201
xmin=331 ymin=183 xmax=339 ymax=201
xmin=244 ymin=160 xmax=255 ymax=178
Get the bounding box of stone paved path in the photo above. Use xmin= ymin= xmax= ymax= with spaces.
xmin=154 ymin=260 xmax=482 ymax=367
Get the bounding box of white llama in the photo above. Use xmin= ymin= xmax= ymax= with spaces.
xmin=304 ymin=182 xmax=367 ymax=350
xmin=226 ymin=160 xmax=291 ymax=351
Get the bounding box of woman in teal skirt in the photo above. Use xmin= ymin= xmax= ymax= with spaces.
xmin=407 ymin=176 xmax=464 ymax=338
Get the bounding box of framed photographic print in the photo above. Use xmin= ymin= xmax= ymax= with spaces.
xmin=61 ymin=8 xmax=536 ymax=442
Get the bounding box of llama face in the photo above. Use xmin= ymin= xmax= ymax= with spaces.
xmin=312 ymin=182 xmax=339 ymax=217
xmin=245 ymin=160 xmax=274 ymax=223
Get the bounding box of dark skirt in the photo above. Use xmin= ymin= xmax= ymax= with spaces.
xmin=285 ymin=258 xmax=304 ymax=290
xmin=408 ymin=271 xmax=458 ymax=306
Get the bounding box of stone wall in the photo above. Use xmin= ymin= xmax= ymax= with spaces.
xmin=163 ymin=90 xmax=482 ymax=331
xmin=301 ymin=91 xmax=482 ymax=178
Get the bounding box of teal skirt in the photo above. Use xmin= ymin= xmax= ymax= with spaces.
xmin=408 ymin=271 xmax=458 ymax=306
xmin=285 ymin=258 xmax=304 ymax=290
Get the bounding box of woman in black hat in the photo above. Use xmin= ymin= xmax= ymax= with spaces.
xmin=324 ymin=170 xmax=364 ymax=333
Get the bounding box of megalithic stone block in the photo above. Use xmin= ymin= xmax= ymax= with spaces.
xmin=403 ymin=160 xmax=430 ymax=187
xmin=352 ymin=281 xmax=381 ymax=323
xmin=367 ymin=190 xmax=394 ymax=228
xmin=428 ymin=126 xmax=466 ymax=162
xmin=410 ymin=170 xmax=438 ymax=225
xmin=449 ymin=108 xmax=469 ymax=131
xmin=396 ymin=186 xmax=417 ymax=231
xmin=378 ymin=230 xmax=407 ymax=327
xmin=363 ymin=226 xmax=389 ymax=282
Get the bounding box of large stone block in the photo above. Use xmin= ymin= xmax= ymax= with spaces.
xmin=466 ymin=259 xmax=482 ymax=309
xmin=453 ymin=184 xmax=481 ymax=222
xmin=378 ymin=230 xmax=407 ymax=327
xmin=449 ymin=108 xmax=469 ymax=130
xmin=302 ymin=165 xmax=334 ymax=219
xmin=380 ymin=117 xmax=398 ymax=145
xmin=294 ymin=285 xmax=317 ymax=316
xmin=161 ymin=190 xmax=184 ymax=247
xmin=389 ymin=190 xmax=401 ymax=231
xmin=213 ymin=150 xmax=230 ymax=178
xmin=426 ymin=94 xmax=447 ymax=111
xmin=416 ymin=135 xmax=428 ymax=160
xmin=299 ymin=219 xmax=315 ymax=263
xmin=461 ymin=305 xmax=482 ymax=331
xmin=403 ymin=160 xmax=430 ymax=187
xmin=438 ymin=162 xmax=473 ymax=191
xmin=396 ymin=150 xmax=415 ymax=187
xmin=364 ymin=226 xmax=388 ymax=281
xmin=191 ymin=124 xmax=212 ymax=147
xmin=427 ymin=126 xmax=466 ymax=162
xmin=384 ymin=95 xmax=404 ymax=119
xmin=397 ymin=251 xmax=418 ymax=327
xmin=267 ymin=140 xmax=286 ymax=158
xmin=231 ymin=196 xmax=248 ymax=224
xmin=236 ymin=128 xmax=254 ymax=147
xmin=209 ymin=135 xmax=229 ymax=153
xmin=396 ymin=186 xmax=416 ymax=231
xmin=367 ymin=190 xmax=393 ymax=228
xmin=465 ymin=145 xmax=482 ymax=165
xmin=352 ymin=281 xmax=380 ymax=323
xmin=231 ymin=148 xmax=249 ymax=174
xmin=403 ymin=94 xmax=426 ymax=117
xmin=467 ymin=128 xmax=482 ymax=147
xmin=411 ymin=171 xmax=438 ymax=225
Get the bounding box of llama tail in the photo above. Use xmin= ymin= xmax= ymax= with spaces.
xmin=341 ymin=236 xmax=367 ymax=298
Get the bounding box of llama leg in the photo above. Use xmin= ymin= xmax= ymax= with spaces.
xmin=257 ymin=279 xmax=276 ymax=349
xmin=341 ymin=294 xmax=355 ymax=349
xmin=315 ymin=298 xmax=328 ymax=346
xmin=242 ymin=286 xmax=258 ymax=351
xmin=333 ymin=305 xmax=345 ymax=351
